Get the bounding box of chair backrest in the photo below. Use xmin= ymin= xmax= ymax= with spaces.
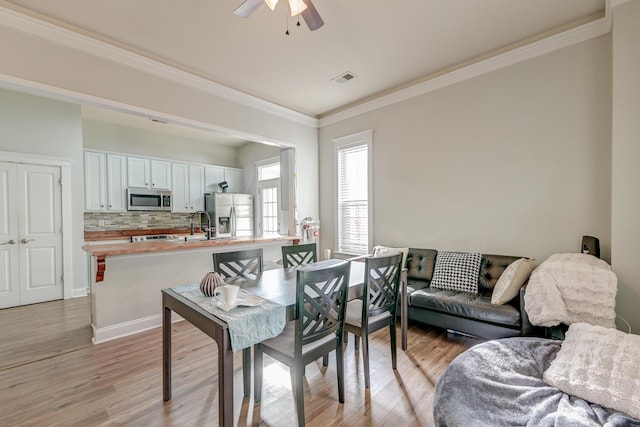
xmin=365 ymin=252 xmax=403 ymax=318
xmin=212 ymin=248 xmax=263 ymax=279
xmin=281 ymin=243 xmax=318 ymax=268
xmin=295 ymin=260 xmax=350 ymax=350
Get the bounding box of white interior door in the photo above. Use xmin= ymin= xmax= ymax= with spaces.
xmin=17 ymin=164 xmax=63 ymax=306
xmin=0 ymin=162 xmax=19 ymax=309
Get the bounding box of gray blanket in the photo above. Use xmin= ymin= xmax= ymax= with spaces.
xmin=433 ymin=337 xmax=640 ymax=427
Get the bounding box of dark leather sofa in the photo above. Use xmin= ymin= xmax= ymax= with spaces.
xmin=406 ymin=248 xmax=538 ymax=340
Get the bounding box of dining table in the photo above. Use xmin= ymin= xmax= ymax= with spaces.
xmin=162 ymin=259 xmax=408 ymax=427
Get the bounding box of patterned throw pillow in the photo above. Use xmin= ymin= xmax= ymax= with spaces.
xmin=431 ymin=251 xmax=482 ymax=294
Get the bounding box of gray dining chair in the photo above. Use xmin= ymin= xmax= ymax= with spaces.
xmin=254 ymin=260 xmax=351 ymax=427
xmin=281 ymin=243 xmax=317 ymax=268
xmin=212 ymin=248 xmax=263 ymax=279
xmin=344 ymin=252 xmax=403 ymax=388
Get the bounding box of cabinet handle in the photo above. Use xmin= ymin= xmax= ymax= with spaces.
xmin=21 ymin=238 xmax=35 ymax=244
xmin=109 ymin=205 xmax=112 ymax=208
xmin=1 ymin=239 xmax=16 ymax=245
xmin=101 ymin=205 xmax=104 ymax=208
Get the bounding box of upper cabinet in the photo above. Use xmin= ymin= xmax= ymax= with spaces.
xmin=204 ymin=166 xmax=224 ymax=193
xmin=224 ymin=168 xmax=243 ymax=193
xmin=172 ymin=163 xmax=204 ymax=213
xmin=151 ymin=160 xmax=171 ymax=190
xmin=205 ymin=166 xmax=243 ymax=193
xmin=84 ymin=151 xmax=127 ymax=212
xmin=127 ymin=157 xmax=171 ymax=190
xmin=84 ymin=150 xmax=244 ymax=213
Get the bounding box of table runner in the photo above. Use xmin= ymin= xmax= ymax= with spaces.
xmin=172 ymin=283 xmax=286 ymax=352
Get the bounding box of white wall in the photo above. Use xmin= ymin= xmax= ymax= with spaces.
xmin=0 ymin=88 xmax=86 ymax=295
xmin=319 ymin=34 xmax=612 ymax=265
xmin=83 ymin=119 xmax=240 ymax=167
xmin=611 ymin=0 xmax=640 ymax=333
xmin=0 ymin=19 xmax=319 ymax=295
xmin=0 ymin=22 xmax=319 ymax=225
xmin=238 ymin=143 xmax=282 ymax=196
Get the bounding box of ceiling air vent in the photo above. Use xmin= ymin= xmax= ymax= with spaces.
xmin=332 ymin=71 xmax=357 ymax=84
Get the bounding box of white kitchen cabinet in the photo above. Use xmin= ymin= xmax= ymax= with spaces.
xmin=172 ymin=162 xmax=204 ymax=213
xmin=205 ymin=166 xmax=243 ymax=193
xmin=189 ymin=164 xmax=205 ymax=212
xmin=127 ymin=156 xmax=149 ymax=189
xmin=151 ymin=159 xmax=171 ymax=190
xmin=205 ymin=165 xmax=224 ymax=193
xmin=84 ymin=151 xmax=106 ymax=211
xmin=84 ymin=152 xmax=127 ymax=211
xmin=127 ymin=157 xmax=171 ymax=190
xmin=224 ymin=168 xmax=243 ymax=193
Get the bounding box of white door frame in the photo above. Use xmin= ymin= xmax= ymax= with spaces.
xmin=255 ymin=157 xmax=282 ymax=236
xmin=0 ymin=150 xmax=74 ymax=299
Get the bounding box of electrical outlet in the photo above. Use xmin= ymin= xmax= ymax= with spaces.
xmin=98 ymin=220 xmax=105 ymax=227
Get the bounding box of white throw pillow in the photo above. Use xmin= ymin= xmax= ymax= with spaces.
xmin=373 ymin=245 xmax=408 ymax=268
xmin=543 ymin=322 xmax=640 ymax=420
xmin=491 ymin=258 xmax=535 ymax=305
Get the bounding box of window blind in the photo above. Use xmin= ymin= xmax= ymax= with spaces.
xmin=337 ymin=143 xmax=368 ymax=255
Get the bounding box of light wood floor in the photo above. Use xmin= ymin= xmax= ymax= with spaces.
xmin=0 ymin=297 xmax=92 ymax=370
xmin=0 ymin=318 xmax=481 ymax=426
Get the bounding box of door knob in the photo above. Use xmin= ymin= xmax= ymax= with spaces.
xmin=1 ymin=239 xmax=16 ymax=245
xmin=21 ymin=238 xmax=35 ymax=244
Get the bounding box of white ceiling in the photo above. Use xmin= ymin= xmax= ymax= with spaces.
xmin=3 ymin=0 xmax=605 ymax=120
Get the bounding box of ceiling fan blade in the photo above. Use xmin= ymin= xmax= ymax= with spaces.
xmin=234 ymin=0 xmax=264 ymax=18
xmin=301 ymin=0 xmax=324 ymax=31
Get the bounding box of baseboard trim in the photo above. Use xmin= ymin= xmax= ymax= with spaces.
xmin=72 ymin=288 xmax=88 ymax=298
xmin=92 ymin=313 xmax=184 ymax=344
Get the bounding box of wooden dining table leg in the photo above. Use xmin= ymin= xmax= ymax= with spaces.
xmin=218 ymin=334 xmax=234 ymax=427
xmin=162 ymin=305 xmax=172 ymax=401
xmin=242 ymin=347 xmax=251 ymax=396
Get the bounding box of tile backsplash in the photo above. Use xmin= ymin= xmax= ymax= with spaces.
xmin=84 ymin=211 xmax=193 ymax=231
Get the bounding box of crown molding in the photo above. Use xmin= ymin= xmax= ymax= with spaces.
xmin=0 ymin=4 xmax=318 ymax=128
xmin=0 ymin=2 xmax=622 ymax=131
xmin=318 ymin=12 xmax=612 ymax=128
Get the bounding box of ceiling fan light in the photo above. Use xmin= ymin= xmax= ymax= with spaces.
xmin=287 ymin=0 xmax=307 ymax=16
xmin=265 ymin=0 xmax=279 ymax=11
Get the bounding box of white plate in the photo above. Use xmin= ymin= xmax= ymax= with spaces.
xmin=237 ymin=294 xmax=264 ymax=307
xmin=213 ymin=294 xmax=264 ymax=311
xmin=213 ymin=299 xmax=237 ymax=312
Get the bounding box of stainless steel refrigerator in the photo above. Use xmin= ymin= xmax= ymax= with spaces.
xmin=204 ymin=193 xmax=254 ymax=238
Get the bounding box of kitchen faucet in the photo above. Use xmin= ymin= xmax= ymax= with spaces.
xmin=190 ymin=211 xmax=213 ymax=240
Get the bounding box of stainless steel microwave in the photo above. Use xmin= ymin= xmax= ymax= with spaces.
xmin=127 ymin=188 xmax=172 ymax=211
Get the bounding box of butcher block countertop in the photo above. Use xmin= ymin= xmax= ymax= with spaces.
xmin=83 ymin=235 xmax=300 ymax=257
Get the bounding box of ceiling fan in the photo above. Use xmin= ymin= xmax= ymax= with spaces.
xmin=234 ymin=0 xmax=325 ymax=31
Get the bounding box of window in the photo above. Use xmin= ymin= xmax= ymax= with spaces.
xmin=256 ymin=158 xmax=281 ymax=236
xmin=334 ymin=130 xmax=372 ymax=255
xmin=258 ymin=162 xmax=280 ymax=181
xmin=261 ymin=186 xmax=279 ymax=234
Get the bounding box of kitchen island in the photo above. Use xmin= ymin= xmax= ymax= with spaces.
xmin=83 ymin=235 xmax=299 ymax=344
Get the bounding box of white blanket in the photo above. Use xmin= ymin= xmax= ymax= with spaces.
xmin=524 ymin=253 xmax=617 ymax=328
